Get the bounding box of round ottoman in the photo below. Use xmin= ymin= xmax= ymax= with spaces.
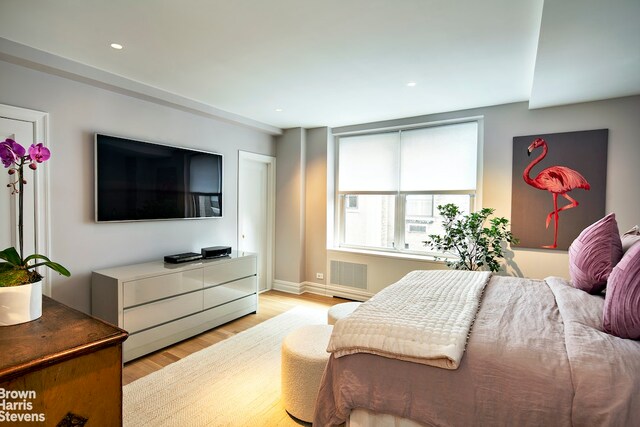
xmin=281 ymin=324 xmax=333 ymax=422
xmin=327 ymin=301 xmax=362 ymax=325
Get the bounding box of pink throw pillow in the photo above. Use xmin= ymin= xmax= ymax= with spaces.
xmin=603 ymin=243 xmax=640 ymax=339
xmin=569 ymin=213 xmax=623 ymax=294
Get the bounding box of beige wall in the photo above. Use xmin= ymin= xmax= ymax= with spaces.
xmin=276 ymin=96 xmax=640 ymax=295
xmin=305 ymin=128 xmax=330 ymax=284
xmin=275 ymin=128 xmax=306 ymax=283
xmin=327 ymin=250 xmax=445 ymax=295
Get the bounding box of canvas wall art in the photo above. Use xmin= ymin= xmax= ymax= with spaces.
xmin=511 ymin=129 xmax=608 ymax=250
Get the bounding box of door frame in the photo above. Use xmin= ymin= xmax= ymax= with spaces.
xmin=238 ymin=151 xmax=276 ymax=292
xmin=0 ymin=104 xmax=51 ymax=295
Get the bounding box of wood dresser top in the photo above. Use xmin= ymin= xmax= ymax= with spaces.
xmin=0 ymin=296 xmax=128 ymax=381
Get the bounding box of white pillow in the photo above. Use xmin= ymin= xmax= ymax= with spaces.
xmin=622 ymin=225 xmax=640 ymax=253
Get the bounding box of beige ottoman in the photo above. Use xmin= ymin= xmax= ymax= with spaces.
xmin=327 ymin=301 xmax=362 ymax=325
xmin=281 ymin=324 xmax=333 ymax=422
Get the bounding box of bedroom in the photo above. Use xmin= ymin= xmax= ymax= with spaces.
xmin=0 ymin=0 xmax=639 ymax=426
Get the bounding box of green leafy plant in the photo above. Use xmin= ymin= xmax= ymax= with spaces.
xmin=423 ymin=204 xmax=518 ymax=273
xmin=0 ymin=138 xmax=70 ymax=287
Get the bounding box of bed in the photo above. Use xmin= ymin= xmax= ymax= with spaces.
xmin=313 ymin=271 xmax=640 ymax=426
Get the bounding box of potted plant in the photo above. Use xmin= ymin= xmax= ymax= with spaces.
xmin=0 ymin=138 xmax=70 ymax=325
xmin=423 ymin=203 xmax=517 ymax=273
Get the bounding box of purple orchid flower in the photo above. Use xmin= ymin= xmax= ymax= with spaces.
xmin=28 ymin=143 xmax=51 ymax=163
xmin=0 ymin=138 xmax=26 ymax=168
xmin=1 ymin=138 xmax=69 ymax=286
xmin=0 ymin=144 xmax=12 ymax=168
xmin=5 ymin=139 xmax=26 ymax=157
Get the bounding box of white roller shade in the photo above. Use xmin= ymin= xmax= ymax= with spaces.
xmin=400 ymin=122 xmax=477 ymax=192
xmin=338 ymin=132 xmax=399 ymax=192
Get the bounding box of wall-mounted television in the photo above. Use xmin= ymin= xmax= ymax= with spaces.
xmin=95 ymin=134 xmax=223 ymax=222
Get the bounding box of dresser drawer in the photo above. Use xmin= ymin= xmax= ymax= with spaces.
xmin=124 ymin=291 xmax=203 ymax=333
xmin=204 ymin=276 xmax=257 ymax=309
xmin=124 ymin=294 xmax=257 ymax=362
xmin=123 ymin=268 xmax=202 ymax=308
xmin=203 ymin=256 xmax=256 ymax=286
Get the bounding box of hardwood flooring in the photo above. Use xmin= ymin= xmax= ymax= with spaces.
xmin=123 ymin=290 xmax=349 ymax=385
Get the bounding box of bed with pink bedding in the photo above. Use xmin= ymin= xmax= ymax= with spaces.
xmin=313 ymin=273 xmax=640 ymax=426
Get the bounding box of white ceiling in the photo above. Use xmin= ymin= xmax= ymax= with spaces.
xmin=0 ymin=0 xmax=638 ymax=132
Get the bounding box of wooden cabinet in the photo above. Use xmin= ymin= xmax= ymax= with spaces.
xmin=0 ymin=297 xmax=128 ymax=426
xmin=92 ymin=252 xmax=257 ymax=362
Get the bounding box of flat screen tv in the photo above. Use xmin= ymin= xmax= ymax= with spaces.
xmin=95 ymin=134 xmax=223 ymax=222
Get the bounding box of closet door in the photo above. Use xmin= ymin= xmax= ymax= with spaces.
xmin=238 ymin=151 xmax=275 ymax=293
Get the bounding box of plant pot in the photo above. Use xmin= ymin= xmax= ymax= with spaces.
xmin=0 ymin=280 xmax=42 ymax=326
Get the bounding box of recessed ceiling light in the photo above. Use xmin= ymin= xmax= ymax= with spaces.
xmin=275 ymin=108 xmax=283 ymax=112
xmin=110 ymin=43 xmax=123 ymax=50
xmin=406 ymin=81 xmax=417 ymax=87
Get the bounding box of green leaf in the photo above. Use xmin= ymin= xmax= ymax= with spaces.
xmin=45 ymin=262 xmax=71 ymax=277
xmin=428 ymin=203 xmax=517 ymax=272
xmin=21 ymin=254 xmax=70 ymax=277
xmin=0 ymin=247 xmax=23 ymax=266
xmin=27 ymin=261 xmax=71 ymax=277
xmin=24 ymin=253 xmax=52 ymax=264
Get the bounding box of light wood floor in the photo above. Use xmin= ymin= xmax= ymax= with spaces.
xmin=123 ymin=290 xmax=349 ymax=385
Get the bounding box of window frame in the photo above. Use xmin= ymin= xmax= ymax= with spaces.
xmin=333 ymin=117 xmax=483 ymax=259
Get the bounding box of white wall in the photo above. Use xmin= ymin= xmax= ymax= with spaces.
xmin=286 ymin=96 xmax=640 ymax=295
xmin=0 ymin=59 xmax=275 ymax=313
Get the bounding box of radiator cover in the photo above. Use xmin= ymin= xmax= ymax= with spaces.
xmin=330 ymin=261 xmax=367 ymax=290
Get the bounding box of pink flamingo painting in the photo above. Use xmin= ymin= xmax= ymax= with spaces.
xmin=523 ymin=138 xmax=590 ymax=249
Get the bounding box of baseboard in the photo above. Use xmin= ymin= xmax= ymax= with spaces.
xmin=272 ymin=280 xmax=374 ymax=301
xmin=302 ymin=281 xmax=327 ymax=297
xmin=272 ymin=280 xmax=304 ymax=295
xmin=322 ymin=283 xmax=373 ymax=301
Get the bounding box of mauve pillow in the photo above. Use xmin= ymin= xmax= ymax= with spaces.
xmin=603 ymin=243 xmax=640 ymax=339
xmin=622 ymin=225 xmax=640 ymax=253
xmin=569 ymin=213 xmax=623 ymax=294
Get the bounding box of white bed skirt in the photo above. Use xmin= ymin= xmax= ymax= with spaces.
xmin=348 ymin=409 xmax=425 ymax=427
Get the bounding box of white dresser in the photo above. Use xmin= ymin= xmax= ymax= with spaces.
xmin=91 ymin=252 xmax=257 ymax=362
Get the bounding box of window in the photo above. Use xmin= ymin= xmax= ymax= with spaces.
xmin=408 ymin=224 xmax=427 ymax=233
xmin=345 ymin=195 xmax=359 ymax=210
xmin=336 ymin=121 xmax=479 ymax=256
xmin=343 ymin=194 xmax=395 ymax=248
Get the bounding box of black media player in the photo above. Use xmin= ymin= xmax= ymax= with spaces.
xmin=201 ymin=246 xmax=232 ymax=259
xmin=164 ymin=252 xmax=203 ymax=264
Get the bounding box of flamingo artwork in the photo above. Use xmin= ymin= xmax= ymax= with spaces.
xmin=523 ymin=138 xmax=591 ymax=249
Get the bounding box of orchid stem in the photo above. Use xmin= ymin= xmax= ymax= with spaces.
xmin=17 ymin=160 xmax=24 ymax=262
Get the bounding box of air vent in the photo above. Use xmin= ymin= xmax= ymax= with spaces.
xmin=330 ymin=261 xmax=367 ymax=289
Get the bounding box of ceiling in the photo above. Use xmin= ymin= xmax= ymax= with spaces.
xmin=0 ymin=0 xmax=638 ymax=132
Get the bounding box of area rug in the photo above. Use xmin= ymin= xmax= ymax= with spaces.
xmin=123 ymin=306 xmax=327 ymax=426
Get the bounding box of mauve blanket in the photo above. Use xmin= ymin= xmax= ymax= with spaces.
xmin=313 ymin=275 xmax=640 ymax=427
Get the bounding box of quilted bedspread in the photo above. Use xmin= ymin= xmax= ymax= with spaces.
xmin=326 ymin=269 xmax=491 ymax=369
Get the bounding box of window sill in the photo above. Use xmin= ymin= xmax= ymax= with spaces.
xmin=328 ymin=247 xmax=452 ymax=264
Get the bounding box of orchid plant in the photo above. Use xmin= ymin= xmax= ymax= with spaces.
xmin=0 ymin=138 xmax=70 ymax=287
